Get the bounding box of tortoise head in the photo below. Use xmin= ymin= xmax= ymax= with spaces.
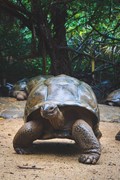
xmin=40 ymin=103 xmax=64 ymax=129
xmin=41 ymin=103 xmax=58 ymax=118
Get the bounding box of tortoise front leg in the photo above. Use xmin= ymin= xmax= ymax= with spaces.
xmin=72 ymin=119 xmax=101 ymax=164
xmin=13 ymin=120 xmax=43 ymax=154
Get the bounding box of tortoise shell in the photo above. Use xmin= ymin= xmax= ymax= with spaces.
xmin=13 ymin=78 xmax=28 ymax=92
xmin=24 ymin=75 xmax=99 ymax=126
xmin=106 ymin=89 xmax=120 ymax=106
xmin=26 ymin=75 xmax=53 ymax=94
xmin=12 ymin=75 xmax=53 ymax=99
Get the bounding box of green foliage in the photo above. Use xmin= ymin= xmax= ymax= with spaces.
xmin=66 ymin=0 xmax=120 ymax=83
xmin=0 ymin=0 xmax=120 ymax=85
xmin=0 ymin=17 xmax=31 ymax=58
xmin=0 ymin=57 xmax=51 ymax=83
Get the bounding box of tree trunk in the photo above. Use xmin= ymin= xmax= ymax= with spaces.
xmin=51 ymin=2 xmax=71 ymax=75
xmin=0 ymin=0 xmax=71 ymax=75
xmin=32 ymin=0 xmax=71 ymax=75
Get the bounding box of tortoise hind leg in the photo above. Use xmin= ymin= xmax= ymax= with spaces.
xmin=72 ymin=119 xmax=101 ymax=164
xmin=13 ymin=120 xmax=43 ymax=154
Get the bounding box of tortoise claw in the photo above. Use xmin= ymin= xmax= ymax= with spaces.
xmin=79 ymin=153 xmax=100 ymax=164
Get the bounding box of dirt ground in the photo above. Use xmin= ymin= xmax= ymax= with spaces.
xmin=0 ymin=98 xmax=120 ymax=180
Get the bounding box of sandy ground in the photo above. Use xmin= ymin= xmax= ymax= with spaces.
xmin=0 ymin=98 xmax=120 ymax=180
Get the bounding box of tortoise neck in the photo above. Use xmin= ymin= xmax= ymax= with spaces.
xmin=48 ymin=109 xmax=65 ymax=129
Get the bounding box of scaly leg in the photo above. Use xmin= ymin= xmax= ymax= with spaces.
xmin=13 ymin=120 xmax=43 ymax=154
xmin=72 ymin=119 xmax=101 ymax=164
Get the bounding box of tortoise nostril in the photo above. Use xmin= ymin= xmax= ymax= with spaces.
xmin=49 ymin=106 xmax=55 ymax=111
xmin=41 ymin=104 xmax=56 ymax=113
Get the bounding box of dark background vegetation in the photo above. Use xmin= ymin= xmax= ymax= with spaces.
xmin=0 ymin=0 xmax=120 ymax=88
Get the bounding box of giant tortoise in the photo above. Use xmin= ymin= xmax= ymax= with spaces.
xmin=13 ymin=74 xmax=102 ymax=164
xmin=105 ymin=89 xmax=120 ymax=141
xmin=105 ymin=89 xmax=120 ymax=106
xmin=12 ymin=75 xmax=53 ymax=100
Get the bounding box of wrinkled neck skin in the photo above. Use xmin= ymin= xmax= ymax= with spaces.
xmin=44 ymin=108 xmax=65 ymax=130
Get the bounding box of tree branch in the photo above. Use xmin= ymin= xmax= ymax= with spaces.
xmin=52 ymin=0 xmax=73 ymax=5
xmin=0 ymin=0 xmax=32 ymax=29
xmin=89 ymin=23 xmax=120 ymax=41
